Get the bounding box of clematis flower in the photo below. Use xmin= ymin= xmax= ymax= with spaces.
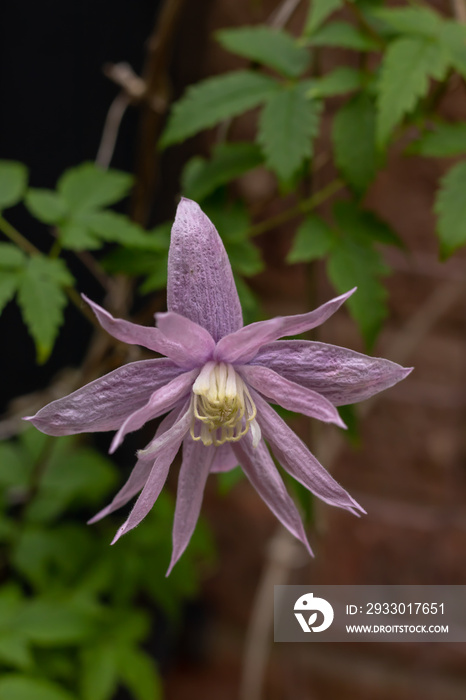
xmin=26 ymin=199 xmax=411 ymax=573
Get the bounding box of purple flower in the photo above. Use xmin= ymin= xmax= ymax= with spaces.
xmin=26 ymin=199 xmax=411 ymax=573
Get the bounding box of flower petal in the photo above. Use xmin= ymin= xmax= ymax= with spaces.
xmin=238 ymin=365 xmax=346 ymax=428
xmin=252 ymin=390 xmax=365 ymax=515
xmin=156 ymin=311 xmax=215 ymax=363
xmin=214 ymin=289 xmax=355 ymax=364
xmin=109 ymin=368 xmax=198 ymax=453
xmin=210 ymin=444 xmax=239 ymax=473
xmin=232 ymin=432 xmax=312 ymax=555
xmin=24 ymin=359 xmax=183 ymax=436
xmin=167 ymin=198 xmax=243 ymax=341
xmin=251 ymin=340 xmax=413 ymax=406
xmin=166 ymin=438 xmax=215 ymax=575
xmin=110 ymin=401 xmax=192 ymax=544
xmin=88 ymin=406 xmax=183 ymax=524
xmin=83 ymin=295 xmax=198 ymax=368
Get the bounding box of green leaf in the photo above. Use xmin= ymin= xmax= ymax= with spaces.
xmin=435 ymin=161 xmax=466 ymax=256
xmin=333 ymin=200 xmax=401 ymax=247
xmin=0 ymin=634 xmax=33 ymax=670
xmin=307 ymin=22 xmax=380 ymax=51
xmin=57 ymin=221 xmax=100 ymax=250
xmin=182 ymin=142 xmax=263 ymax=201
xmin=287 ymin=214 xmax=334 ymax=263
xmin=258 ymin=82 xmax=321 ymax=182
xmin=81 ymin=644 xmax=118 ymax=700
xmin=17 ymin=257 xmax=73 ymax=363
xmin=160 ymin=70 xmax=279 ymax=147
xmin=77 ymin=211 xmax=148 ymax=246
xmin=332 ymin=92 xmax=378 ymax=194
xmin=439 ymin=21 xmax=466 ymax=79
xmin=0 ymin=676 xmax=76 ymax=700
xmin=377 ymin=37 xmax=450 ymax=146
xmin=0 ymin=441 xmax=30 ymax=488
xmin=369 ymin=6 xmax=442 ymax=38
xmin=25 ymin=189 xmax=67 ymax=224
xmin=410 ymin=122 xmax=466 ymax=157
xmin=16 ymin=599 xmax=96 ymax=646
xmin=307 ymin=67 xmax=363 ymax=98
xmin=0 ymin=272 xmax=21 ymax=314
xmin=304 ymin=0 xmax=343 ymax=35
xmin=118 ymin=647 xmax=162 ymax=700
xmin=0 ymin=243 xmax=27 ymax=268
xmin=0 ymin=161 xmax=28 ymax=210
xmin=57 ymin=163 xmax=133 ymax=213
xmin=216 ymin=26 xmax=310 ymax=78
xmin=226 ymin=238 xmax=263 ymax=276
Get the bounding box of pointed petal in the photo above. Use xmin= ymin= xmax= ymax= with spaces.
xmin=251 ymin=340 xmax=413 ymax=406
xmin=166 ymin=438 xmax=215 ymax=575
xmin=232 ymin=432 xmax=312 ymax=555
xmin=167 ymin=198 xmax=243 ymax=341
xmin=155 ymin=311 xmax=215 ymax=362
xmin=83 ymin=295 xmax=198 ymax=368
xmin=88 ymin=406 xmax=183 ymax=524
xmin=110 ymin=401 xmax=192 ymax=543
xmin=109 ymin=368 xmax=198 ymax=453
xmin=210 ymin=443 xmax=239 ymax=473
xmin=238 ymin=365 xmax=346 ymax=428
xmin=252 ymin=390 xmax=365 ymax=515
xmin=25 ymin=359 xmax=183 ymax=436
xmin=215 ymin=289 xmax=355 ymax=364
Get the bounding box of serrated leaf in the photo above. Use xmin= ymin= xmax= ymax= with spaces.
xmin=216 ymin=26 xmax=309 ymax=78
xmin=369 ymin=6 xmax=442 ymax=37
xmin=81 ymin=644 xmax=118 ymax=700
xmin=0 ymin=272 xmax=20 ymax=314
xmin=258 ymin=82 xmax=321 ymax=182
xmin=0 ymin=243 xmax=27 ymax=268
xmin=410 ymin=122 xmax=466 ymax=157
xmin=332 ymin=92 xmax=378 ymax=194
xmin=287 ymin=214 xmax=334 ymax=263
xmin=25 ymin=189 xmax=68 ymax=224
xmin=435 ymin=161 xmax=466 ymax=256
xmin=17 ymin=257 xmax=73 ymax=363
xmin=377 ymin=37 xmax=450 ymax=146
xmin=58 ymin=163 xmax=133 ymax=213
xmin=439 ymin=21 xmax=466 ymax=79
xmin=182 ymin=142 xmax=263 ymax=201
xmin=0 ymin=675 xmax=76 ymax=700
xmin=58 ymin=221 xmax=100 ymax=250
xmin=160 ymin=70 xmax=279 ymax=147
xmin=304 ymin=0 xmax=343 ymax=35
xmin=118 ymin=647 xmax=162 ymax=700
xmin=307 ymin=67 xmax=363 ymax=98
xmin=0 ymin=161 xmax=28 ymax=210
xmin=77 ymin=211 xmax=148 ymax=246
xmin=307 ymin=22 xmax=380 ymax=51
xmin=333 ymin=200 xmax=401 ymax=247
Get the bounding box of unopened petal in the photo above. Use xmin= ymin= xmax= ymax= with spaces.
xmin=232 ymin=432 xmax=312 ymax=555
xmin=25 ymin=359 xmax=183 ymax=436
xmin=252 ymin=390 xmax=365 ymax=516
xmin=215 ymin=289 xmax=355 ymax=364
xmin=251 ymin=340 xmax=413 ymax=406
xmin=238 ymin=365 xmax=346 ymax=428
xmin=167 ymin=198 xmax=243 ymax=341
xmin=166 ymin=438 xmax=215 ymax=575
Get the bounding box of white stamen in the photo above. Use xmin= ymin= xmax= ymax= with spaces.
xmin=190 ymin=363 xmax=258 ymax=448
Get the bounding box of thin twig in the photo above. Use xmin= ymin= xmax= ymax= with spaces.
xmin=268 ymin=0 xmax=304 ymax=28
xmin=451 ymin=0 xmax=466 ymax=23
xmin=95 ymin=92 xmax=131 ymax=169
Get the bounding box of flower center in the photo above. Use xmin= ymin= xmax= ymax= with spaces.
xmin=190 ymin=361 xmax=260 ymax=447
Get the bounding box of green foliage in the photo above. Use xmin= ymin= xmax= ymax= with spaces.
xmin=160 ymin=71 xmax=279 ymax=147
xmin=57 ymin=164 xmax=133 ymax=213
xmin=409 ymin=122 xmax=466 ymax=157
xmin=332 ymin=91 xmax=378 ymax=194
xmin=370 ymin=6 xmax=442 ymax=37
xmin=16 ymin=257 xmax=74 ymax=363
xmin=0 ymin=161 xmax=28 ymax=210
xmin=306 ymin=21 xmax=380 ymax=51
xmin=286 ymin=215 xmax=334 ymax=263
xmin=0 ymin=675 xmax=76 ymax=700
xmin=258 ymin=82 xmax=321 ymax=183
xmin=303 ymin=0 xmax=343 ymax=35
xmin=376 ymin=37 xmax=449 ymax=145
xmin=216 ymin=26 xmax=310 ymax=78
xmin=435 ymin=161 xmax=466 ymax=257
xmin=181 ymin=142 xmax=263 ymax=201
xmin=307 ymin=67 xmax=364 ymax=98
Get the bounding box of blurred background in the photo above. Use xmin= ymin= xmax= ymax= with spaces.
xmin=1 ymin=0 xmax=466 ymax=699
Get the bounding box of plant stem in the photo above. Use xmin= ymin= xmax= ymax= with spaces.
xmin=0 ymin=214 xmax=40 ymax=256
xmin=248 ymin=179 xmax=344 ymax=238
